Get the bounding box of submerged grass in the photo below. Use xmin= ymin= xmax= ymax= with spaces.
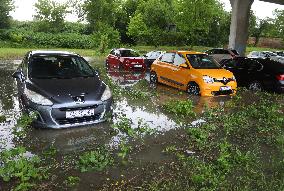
xmin=0 ymin=147 xmax=49 ymax=191
xmin=140 ymin=92 xmax=284 ymax=190
xmin=0 ymin=115 xmax=6 ymax=123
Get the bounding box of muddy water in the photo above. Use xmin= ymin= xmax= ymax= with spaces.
xmin=0 ymin=60 xmax=233 ymax=190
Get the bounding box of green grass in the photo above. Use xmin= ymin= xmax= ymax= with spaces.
xmin=0 ymin=45 xmax=282 ymax=60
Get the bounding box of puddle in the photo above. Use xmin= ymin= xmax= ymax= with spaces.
xmin=0 ymin=60 xmax=235 ymax=190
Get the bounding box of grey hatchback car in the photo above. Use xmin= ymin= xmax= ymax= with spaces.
xmin=13 ymin=50 xmax=112 ymax=128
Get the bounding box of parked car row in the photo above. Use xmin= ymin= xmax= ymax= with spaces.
xmin=105 ymin=48 xmax=284 ymax=96
xmin=12 ymin=48 xmax=283 ymax=129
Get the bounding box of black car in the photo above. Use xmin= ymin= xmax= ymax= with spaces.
xmin=222 ymin=57 xmax=284 ymax=93
xmin=143 ymin=51 xmax=162 ymax=68
xmin=12 ymin=50 xmax=112 ymax=128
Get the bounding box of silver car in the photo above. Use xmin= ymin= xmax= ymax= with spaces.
xmin=12 ymin=50 xmax=113 ymax=129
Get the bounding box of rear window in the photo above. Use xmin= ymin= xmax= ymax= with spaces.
xmin=120 ymin=50 xmax=140 ymax=57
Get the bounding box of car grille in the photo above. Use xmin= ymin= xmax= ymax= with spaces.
xmin=56 ymin=113 xmax=102 ymax=125
xmin=59 ymin=105 xmax=99 ymax=112
xmin=212 ymin=90 xmax=233 ymax=96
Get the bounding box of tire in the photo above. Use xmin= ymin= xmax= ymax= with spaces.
xmin=150 ymin=71 xmax=158 ymax=84
xmin=248 ymin=80 xmax=263 ymax=91
xmin=187 ymin=82 xmax=200 ymax=95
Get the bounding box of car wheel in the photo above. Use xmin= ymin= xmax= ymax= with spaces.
xmin=187 ymin=82 xmax=200 ymax=95
xmin=248 ymin=81 xmax=263 ymax=91
xmin=150 ymin=71 xmax=158 ymax=84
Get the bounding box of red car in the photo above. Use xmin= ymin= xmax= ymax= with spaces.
xmin=106 ymin=48 xmax=146 ymax=70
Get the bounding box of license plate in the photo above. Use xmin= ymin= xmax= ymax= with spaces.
xmin=66 ymin=109 xmax=95 ymax=118
xmin=134 ymin=65 xmax=142 ymax=68
xmin=220 ymin=86 xmax=231 ymax=91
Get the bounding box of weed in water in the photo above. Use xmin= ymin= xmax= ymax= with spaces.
xmin=13 ymin=113 xmax=37 ymax=139
xmin=117 ymin=139 xmax=132 ymax=162
xmin=112 ymin=117 xmax=156 ymax=138
xmin=64 ymin=176 xmax=80 ymax=188
xmin=163 ymin=100 xmax=196 ymax=118
xmin=0 ymin=115 xmax=6 ymax=123
xmin=77 ymin=146 xmax=114 ymax=172
xmin=0 ymin=147 xmax=48 ymax=191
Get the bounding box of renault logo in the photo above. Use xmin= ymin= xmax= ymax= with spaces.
xmin=223 ymin=77 xmax=228 ymax=85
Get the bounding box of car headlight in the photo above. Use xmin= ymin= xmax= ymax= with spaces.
xmin=203 ymin=75 xmax=214 ymax=83
xmin=231 ymin=75 xmax=236 ymax=81
xmin=101 ymin=86 xmax=112 ymax=101
xmin=24 ymin=88 xmax=53 ymax=106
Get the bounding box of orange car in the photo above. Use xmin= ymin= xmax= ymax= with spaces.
xmin=150 ymin=51 xmax=237 ymax=96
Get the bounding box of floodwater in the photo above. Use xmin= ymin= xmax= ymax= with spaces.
xmin=0 ymin=60 xmax=233 ymax=190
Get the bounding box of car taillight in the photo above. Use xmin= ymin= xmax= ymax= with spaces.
xmin=276 ymin=74 xmax=284 ymax=81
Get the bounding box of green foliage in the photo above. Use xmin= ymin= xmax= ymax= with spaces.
xmin=117 ymin=139 xmax=132 ymax=161
xmin=163 ymin=100 xmax=196 ymax=117
xmin=77 ymin=146 xmax=114 ymax=172
xmin=112 ymin=117 xmax=156 ymax=138
xmin=64 ymin=176 xmax=80 ymax=187
xmin=13 ymin=113 xmax=36 ymax=139
xmin=0 ymin=115 xmax=6 ymax=123
xmin=0 ymin=0 xmax=14 ymax=29
xmin=273 ymin=9 xmax=284 ymax=39
xmin=34 ymin=0 xmax=69 ymax=33
xmin=142 ymin=92 xmax=284 ymax=190
xmin=82 ymin=0 xmax=116 ymax=31
xmin=0 ymin=147 xmax=48 ymax=191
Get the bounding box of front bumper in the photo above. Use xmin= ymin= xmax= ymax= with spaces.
xmin=22 ymin=98 xmax=113 ymax=129
xmin=200 ymin=81 xmax=237 ymax=96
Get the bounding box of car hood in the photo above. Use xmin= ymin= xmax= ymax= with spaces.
xmin=27 ymin=76 xmax=105 ymax=104
xmin=193 ymin=69 xmax=234 ymax=79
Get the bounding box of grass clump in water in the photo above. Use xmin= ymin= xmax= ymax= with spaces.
xmin=0 ymin=115 xmax=6 ymax=123
xmin=163 ymin=100 xmax=196 ymax=117
xmin=77 ymin=146 xmax=114 ymax=172
xmin=0 ymin=147 xmax=48 ymax=191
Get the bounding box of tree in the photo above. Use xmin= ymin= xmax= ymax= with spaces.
xmin=82 ymin=0 xmax=116 ymax=32
xmin=114 ymin=0 xmax=141 ymax=44
xmin=34 ymin=0 xmax=69 ymax=33
xmin=173 ymin=0 xmax=229 ymax=46
xmin=0 ymin=0 xmax=14 ymax=29
xmin=127 ymin=0 xmax=174 ymax=45
xmin=273 ymin=9 xmax=284 ymax=39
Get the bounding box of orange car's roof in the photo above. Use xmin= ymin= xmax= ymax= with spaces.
xmin=176 ymin=50 xmax=205 ymax=55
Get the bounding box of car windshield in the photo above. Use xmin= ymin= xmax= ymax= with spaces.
xmin=120 ymin=49 xmax=140 ymax=57
xmin=186 ymin=54 xmax=221 ymax=69
xmin=29 ymin=55 xmax=95 ymax=79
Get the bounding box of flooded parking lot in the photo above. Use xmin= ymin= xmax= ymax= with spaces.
xmin=1 ymin=60 xmax=284 ymax=190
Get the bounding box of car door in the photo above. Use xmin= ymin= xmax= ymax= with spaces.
xmin=169 ymin=53 xmax=189 ymax=87
xmin=223 ymin=59 xmax=246 ymax=86
xmin=108 ymin=49 xmax=120 ymax=68
xmin=157 ymin=52 xmax=175 ymax=83
xmin=17 ymin=54 xmax=29 ymax=95
xmin=251 ymin=60 xmax=273 ymax=89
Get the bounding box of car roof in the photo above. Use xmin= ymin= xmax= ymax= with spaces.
xmin=30 ymin=50 xmax=78 ymax=56
xmin=116 ymin=48 xmax=135 ymax=51
xmin=175 ymin=50 xmax=205 ymax=54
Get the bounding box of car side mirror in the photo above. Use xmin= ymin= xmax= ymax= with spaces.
xmin=12 ymin=71 xmax=22 ymax=79
xmin=179 ymin=63 xmax=188 ymax=68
